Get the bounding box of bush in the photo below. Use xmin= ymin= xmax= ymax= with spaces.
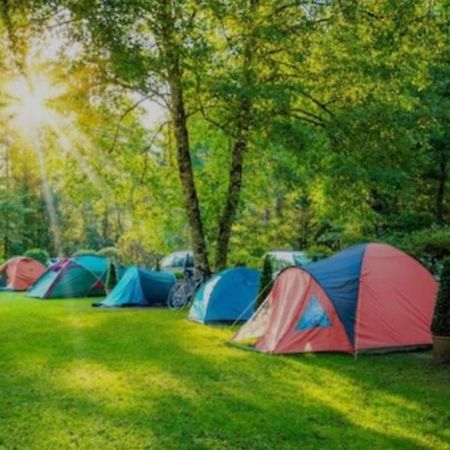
xmin=24 ymin=248 xmax=49 ymax=266
xmin=174 ymin=271 xmax=184 ymax=280
xmin=105 ymin=260 xmax=118 ymax=293
xmin=257 ymin=255 xmax=274 ymax=308
xmin=431 ymin=258 xmax=450 ymax=337
xmin=409 ymin=228 xmax=450 ymax=260
xmin=316 ymin=231 xmax=342 ymax=250
xmin=98 ymin=247 xmax=119 ymax=260
xmin=305 ymin=245 xmax=333 ymax=262
xmin=340 ymin=231 xmax=370 ymax=248
xmin=385 ymin=227 xmax=450 ymax=276
xmin=315 ymin=228 xmax=371 ymax=253
xmin=172 ymin=272 xmax=184 ymax=280
xmin=72 ymin=249 xmax=98 ymax=257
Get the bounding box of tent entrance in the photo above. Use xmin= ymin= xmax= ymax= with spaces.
xmin=231 ymin=297 xmax=272 ymax=347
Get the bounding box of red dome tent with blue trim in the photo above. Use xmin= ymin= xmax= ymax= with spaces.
xmin=232 ymin=243 xmax=438 ymax=354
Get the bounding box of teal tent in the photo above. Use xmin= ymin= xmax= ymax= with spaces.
xmin=28 ymin=255 xmax=108 ymax=299
xmin=95 ymin=266 xmax=176 ymax=307
xmin=189 ymin=267 xmax=261 ymax=324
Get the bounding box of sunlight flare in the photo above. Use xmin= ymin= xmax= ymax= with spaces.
xmin=2 ymin=73 xmax=66 ymax=137
xmin=1 ymin=69 xmax=67 ymax=256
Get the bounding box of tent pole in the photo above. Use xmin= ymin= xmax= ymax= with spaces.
xmin=229 ymin=279 xmax=272 ymax=329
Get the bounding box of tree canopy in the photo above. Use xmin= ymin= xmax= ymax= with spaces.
xmin=0 ymin=0 xmax=448 ymax=272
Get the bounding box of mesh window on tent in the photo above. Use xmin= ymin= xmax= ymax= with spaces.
xmin=296 ymin=294 xmax=331 ymax=330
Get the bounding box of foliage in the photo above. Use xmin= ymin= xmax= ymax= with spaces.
xmin=306 ymin=245 xmax=335 ymax=262
xmin=98 ymin=247 xmax=119 ymax=260
xmin=72 ymin=249 xmax=98 ymax=257
xmin=0 ymin=1 xmax=448 ymax=271
xmin=385 ymin=227 xmax=450 ymax=275
xmin=105 ymin=259 xmax=118 ymax=293
xmin=24 ymin=248 xmax=49 ymax=266
xmin=0 ymin=163 xmax=52 ymax=259
xmin=117 ymin=234 xmax=162 ymax=268
xmin=257 ymin=254 xmax=273 ymax=307
xmin=432 ymin=258 xmax=450 ymax=337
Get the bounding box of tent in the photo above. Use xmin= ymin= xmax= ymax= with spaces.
xmin=160 ymin=250 xmax=194 ymax=275
xmin=189 ymin=267 xmax=261 ymax=324
xmin=0 ymin=257 xmax=46 ymax=291
xmin=95 ymin=266 xmax=176 ymax=307
xmin=28 ymin=255 xmax=108 ymax=299
xmin=232 ymin=243 xmax=438 ymax=354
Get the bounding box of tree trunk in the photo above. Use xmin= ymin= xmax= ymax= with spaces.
xmin=214 ymin=0 xmax=258 ymax=270
xmin=215 ymin=112 xmax=250 ymax=270
xmin=436 ymin=147 xmax=447 ymax=224
xmin=169 ymin=80 xmax=211 ymax=275
xmin=158 ymin=1 xmax=211 ymax=276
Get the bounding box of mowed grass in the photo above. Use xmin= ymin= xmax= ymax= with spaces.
xmin=0 ymin=294 xmax=449 ymax=450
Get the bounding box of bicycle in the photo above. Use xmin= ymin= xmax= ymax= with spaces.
xmin=167 ymin=267 xmax=207 ymax=309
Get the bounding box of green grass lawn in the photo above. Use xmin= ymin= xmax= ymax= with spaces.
xmin=0 ymin=293 xmax=449 ymax=450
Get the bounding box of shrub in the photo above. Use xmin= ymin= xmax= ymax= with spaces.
xmin=385 ymin=227 xmax=450 ymax=276
xmin=72 ymin=249 xmax=98 ymax=257
xmin=431 ymin=258 xmax=450 ymax=337
xmin=408 ymin=228 xmax=450 ymax=260
xmin=98 ymin=247 xmax=119 ymax=260
xmin=316 ymin=231 xmax=342 ymax=250
xmin=105 ymin=260 xmax=118 ymax=293
xmin=305 ymin=245 xmax=333 ymax=262
xmin=315 ymin=228 xmax=371 ymax=253
xmin=174 ymin=271 xmax=184 ymax=280
xmin=24 ymin=248 xmax=49 ymax=266
xmin=257 ymin=255 xmax=273 ymax=308
xmin=340 ymin=231 xmax=370 ymax=248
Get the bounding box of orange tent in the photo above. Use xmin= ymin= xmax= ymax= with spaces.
xmin=0 ymin=257 xmax=46 ymax=291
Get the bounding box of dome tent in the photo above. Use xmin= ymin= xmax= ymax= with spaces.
xmin=189 ymin=267 xmax=261 ymax=324
xmin=95 ymin=266 xmax=176 ymax=307
xmin=232 ymin=243 xmax=438 ymax=354
xmin=0 ymin=257 xmax=46 ymax=291
xmin=28 ymin=255 xmax=108 ymax=299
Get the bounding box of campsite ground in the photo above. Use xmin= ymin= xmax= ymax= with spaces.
xmin=0 ymin=294 xmax=449 ymax=450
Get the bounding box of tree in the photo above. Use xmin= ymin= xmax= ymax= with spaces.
xmin=154 ymin=1 xmax=211 ymax=275
xmin=49 ymin=0 xmax=213 ymax=275
xmin=257 ymin=254 xmax=273 ymax=308
xmin=0 ymin=0 xmax=448 ymax=272
xmin=210 ymin=0 xmax=259 ymax=270
xmin=105 ymin=259 xmax=118 ymax=294
xmin=432 ymin=258 xmax=450 ymax=337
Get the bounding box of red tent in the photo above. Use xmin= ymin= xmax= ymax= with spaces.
xmin=0 ymin=257 xmax=46 ymax=291
xmin=233 ymin=243 xmax=438 ymax=354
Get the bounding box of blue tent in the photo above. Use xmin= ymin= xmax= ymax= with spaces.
xmin=189 ymin=267 xmax=261 ymax=324
xmin=96 ymin=267 xmax=176 ymax=307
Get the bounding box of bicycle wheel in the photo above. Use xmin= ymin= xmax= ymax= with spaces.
xmin=167 ymin=282 xmax=191 ymax=309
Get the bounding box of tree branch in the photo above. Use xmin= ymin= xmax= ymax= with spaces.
xmin=139 ymin=121 xmax=169 ymax=183
xmin=107 ymin=95 xmax=155 ymax=154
